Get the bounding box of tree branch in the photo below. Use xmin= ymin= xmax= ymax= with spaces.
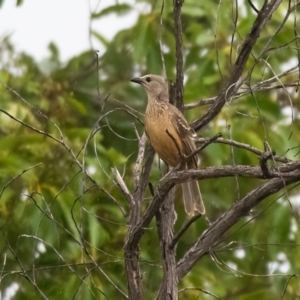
xmin=173 ymin=0 xmax=184 ymax=112
xmin=259 ymin=151 xmax=276 ymax=178
xmin=155 ymin=188 xmax=178 ymax=300
xmin=176 ymin=170 xmax=300 ymax=279
xmin=196 ymin=136 xmax=291 ymax=164
xmin=124 ymin=139 xmax=155 ymax=300
xmin=185 ymin=81 xmax=299 ymax=110
xmin=191 ymin=0 xmax=283 ymax=131
xmin=171 ymin=213 xmax=202 ymax=249
xmin=124 ymin=161 xmax=300 ymax=257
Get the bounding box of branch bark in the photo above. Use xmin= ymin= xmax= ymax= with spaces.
xmin=155 ymin=188 xmax=178 ymax=300
xmin=124 ymin=141 xmax=155 ymax=300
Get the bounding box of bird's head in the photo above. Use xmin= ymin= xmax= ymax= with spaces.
xmin=131 ymin=74 xmax=168 ymax=101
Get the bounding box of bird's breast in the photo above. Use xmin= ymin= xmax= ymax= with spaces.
xmin=145 ymin=104 xmax=183 ymax=167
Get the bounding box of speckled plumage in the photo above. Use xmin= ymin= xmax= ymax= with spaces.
xmin=131 ymin=74 xmax=205 ymax=215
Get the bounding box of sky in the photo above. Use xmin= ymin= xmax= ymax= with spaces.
xmin=0 ymin=0 xmax=139 ymax=62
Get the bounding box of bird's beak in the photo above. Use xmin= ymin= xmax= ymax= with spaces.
xmin=130 ymin=77 xmax=142 ymax=85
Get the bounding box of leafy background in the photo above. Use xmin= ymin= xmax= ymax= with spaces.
xmin=0 ymin=0 xmax=300 ymax=299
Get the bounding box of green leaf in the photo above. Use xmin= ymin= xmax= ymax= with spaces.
xmin=91 ymin=31 xmax=109 ymax=47
xmin=182 ymin=5 xmax=205 ymax=17
xmin=91 ymin=4 xmax=132 ymax=19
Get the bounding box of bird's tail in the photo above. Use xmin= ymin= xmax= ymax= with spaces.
xmin=181 ymin=180 xmax=205 ymax=216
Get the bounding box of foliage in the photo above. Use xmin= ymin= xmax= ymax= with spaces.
xmin=0 ymin=0 xmax=300 ymax=299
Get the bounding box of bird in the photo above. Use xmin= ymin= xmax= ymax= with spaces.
xmin=131 ymin=74 xmax=205 ymax=215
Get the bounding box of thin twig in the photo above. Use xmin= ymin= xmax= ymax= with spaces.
xmin=280 ymin=274 xmax=297 ymax=299
xmin=173 ymin=0 xmax=184 ymax=112
xmin=133 ymin=133 xmax=147 ymax=189
xmin=177 ymin=133 xmax=222 ymax=168
xmin=191 ymin=0 xmax=283 ymax=131
xmin=178 ymin=287 xmax=222 ymax=299
xmin=112 ymin=167 xmax=134 ymax=205
xmin=171 ymin=213 xmax=202 ymax=249
xmin=227 ymin=125 xmax=240 ymax=199
xmin=215 ymin=0 xmax=224 ymax=81
xmin=195 ymin=136 xmax=290 ymax=163
xmin=176 ymin=170 xmax=300 ymax=280
xmin=159 ymin=0 xmax=166 ymax=78
xmin=0 ymin=163 xmax=42 ymax=199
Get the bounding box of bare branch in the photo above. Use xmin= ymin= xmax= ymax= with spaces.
xmin=185 ymin=97 xmax=216 ymax=109
xmin=191 ymin=0 xmax=283 ymax=131
xmin=196 ymin=136 xmax=291 ymax=164
xmin=171 ymin=213 xmax=202 ymax=249
xmin=1 ymin=230 xmax=49 ymax=300
xmin=281 ymin=274 xmax=297 ymax=300
xmin=248 ymin=0 xmax=259 ymax=14
xmin=259 ymin=151 xmax=276 ymax=178
xmin=0 ymin=163 xmax=42 ymax=199
xmin=159 ymin=0 xmax=166 ymax=78
xmin=256 ymin=0 xmax=300 ymax=60
xmin=125 ymin=160 xmax=300 ymax=259
xmin=179 ymin=133 xmax=222 ymax=166
xmin=176 ymin=170 xmax=300 ymax=280
xmin=178 ymin=287 xmax=222 ymax=299
xmin=185 ymin=79 xmax=299 ymax=110
xmin=112 ymin=167 xmax=134 ymax=205
xmin=124 ymin=139 xmax=155 ymax=299
xmin=155 ymin=188 xmax=178 ymax=300
xmin=173 ymin=0 xmax=184 ymax=111
xmin=227 ymin=125 xmax=240 ymax=199
xmin=133 ymin=133 xmax=147 ymax=189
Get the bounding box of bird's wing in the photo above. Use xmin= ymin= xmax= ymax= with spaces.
xmin=170 ymin=106 xmax=198 ymax=168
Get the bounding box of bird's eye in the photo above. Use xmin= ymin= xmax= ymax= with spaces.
xmin=146 ymin=77 xmax=151 ymax=82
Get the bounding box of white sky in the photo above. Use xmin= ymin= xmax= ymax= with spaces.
xmin=0 ymin=0 xmax=138 ymax=62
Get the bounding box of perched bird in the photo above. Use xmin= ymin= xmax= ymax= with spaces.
xmin=131 ymin=74 xmax=205 ymax=215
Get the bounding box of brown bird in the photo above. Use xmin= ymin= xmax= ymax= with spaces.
xmin=131 ymin=74 xmax=205 ymax=215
